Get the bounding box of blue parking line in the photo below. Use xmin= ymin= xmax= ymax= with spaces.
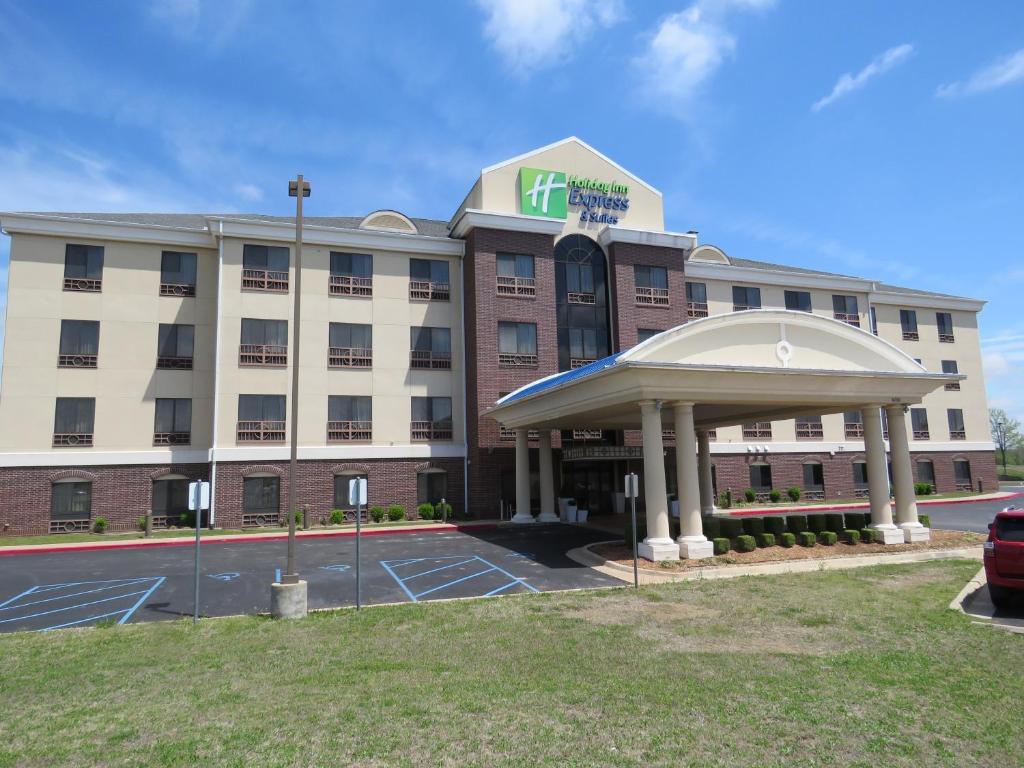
xmin=42 ymin=609 xmax=133 ymax=632
xmin=403 ymin=558 xmax=478 ymax=581
xmin=379 ymin=560 xmax=418 ymax=602
xmin=0 ymin=590 xmax=150 ymax=625
xmin=413 ymin=567 xmax=498 ymax=598
xmin=117 ymin=576 xmax=165 ymax=625
xmin=0 ymin=585 xmax=41 ymax=609
xmin=484 ymin=581 xmax=521 ymax=597
xmin=0 ymin=579 xmax=154 ymax=612
xmin=479 ymin=560 xmax=540 ymax=593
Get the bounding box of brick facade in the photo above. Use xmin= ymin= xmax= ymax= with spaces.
xmin=606 ymin=241 xmax=691 ymax=350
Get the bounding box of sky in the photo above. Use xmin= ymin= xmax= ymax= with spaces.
xmin=0 ymin=0 xmax=1022 ymax=425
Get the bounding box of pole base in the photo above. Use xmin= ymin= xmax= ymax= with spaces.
xmin=677 ymin=536 xmax=714 ymax=559
xmin=638 ymin=537 xmax=680 ymax=562
xmin=871 ymin=525 xmax=904 ymax=545
xmin=901 ymin=524 xmax=931 ymax=543
xmin=536 ymin=512 xmax=560 ymax=523
xmin=510 ymin=513 xmax=536 ymax=524
xmin=270 ymin=580 xmax=308 ymax=619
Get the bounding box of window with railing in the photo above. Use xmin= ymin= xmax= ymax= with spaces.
xmin=635 ymin=265 xmax=669 ymax=306
xmin=802 ymin=462 xmax=825 ymax=500
xmin=329 ymin=322 xmax=372 ymax=368
xmin=242 ymin=244 xmax=289 ymax=292
xmin=411 ymin=396 xmax=453 ymax=441
xmin=410 ymin=326 xmax=452 ymax=369
xmin=63 ymin=243 xmax=104 ymax=292
xmin=686 ymin=281 xmax=708 ymax=318
xmin=237 ymin=394 xmax=286 ymax=442
xmin=911 ymin=407 xmax=930 ymax=440
xmin=936 ymin=312 xmax=954 ymax=343
xmin=843 ymin=410 xmax=864 ymax=439
xmin=239 ymin=318 xmax=288 ymax=367
xmin=565 ymin=260 xmax=595 ymax=304
xmin=568 ymin=326 xmax=598 ymax=369
xmin=327 ymin=395 xmax=372 ymax=441
xmin=53 ymin=397 xmax=95 ymax=447
xmin=58 ymin=320 xmax=100 ymax=368
xmin=410 ymin=258 xmax=450 ymax=301
xmin=795 ymin=416 xmax=823 ymax=440
xmin=785 ymin=290 xmax=811 ymax=312
xmin=742 ymin=422 xmax=772 ymax=440
xmin=749 ymin=464 xmax=773 ymax=499
xmin=853 ymin=462 xmax=869 ymax=497
xmin=732 ymin=285 xmax=761 ymax=312
xmin=900 ymin=309 xmax=918 ymax=341
xmin=243 ymin=476 xmax=280 ymax=527
xmin=496 ymin=253 xmax=536 ymax=297
xmin=832 ymin=294 xmax=860 ymax=326
xmin=947 ymin=408 xmax=966 ymax=440
xmin=152 ymin=478 xmax=189 ymax=527
xmin=160 ymin=251 xmax=197 ymax=296
xmin=154 ymin=397 xmax=191 ymax=445
xmin=498 ymin=321 xmax=538 ymax=367
xmin=156 ymin=323 xmax=195 ymax=370
xmin=953 ymin=460 xmax=972 ymax=491
xmin=941 ymin=359 xmax=960 ymax=390
xmin=916 ymin=459 xmax=935 ymax=488
xmin=50 ymin=480 xmax=92 ymax=533
xmin=329 ymin=251 xmax=373 ymax=296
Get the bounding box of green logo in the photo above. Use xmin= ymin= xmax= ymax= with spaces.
xmin=519 ymin=167 xmax=567 ymax=219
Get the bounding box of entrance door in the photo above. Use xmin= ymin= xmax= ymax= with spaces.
xmin=563 ymin=463 xmax=613 ymax=516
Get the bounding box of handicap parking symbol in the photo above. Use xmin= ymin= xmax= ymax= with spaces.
xmin=208 ymin=572 xmax=240 ymax=582
xmin=320 ymin=564 xmax=350 ymax=573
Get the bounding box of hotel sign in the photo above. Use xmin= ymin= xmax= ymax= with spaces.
xmin=519 ymin=167 xmax=630 ymax=225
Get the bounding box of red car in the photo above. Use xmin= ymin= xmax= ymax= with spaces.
xmin=984 ymin=506 xmax=1024 ymax=609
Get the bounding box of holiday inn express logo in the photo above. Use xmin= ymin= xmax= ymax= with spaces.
xmin=518 ymin=166 xmax=631 ymax=224
xmin=519 ymin=167 xmax=568 ymax=219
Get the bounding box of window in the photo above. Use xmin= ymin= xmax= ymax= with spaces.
xmin=236 ymin=395 xmax=286 ymax=442
xmin=410 ymin=326 xmax=452 ymax=369
xmin=916 ymin=459 xmax=935 ymax=488
xmin=410 ymin=258 xmax=450 ymax=300
xmin=900 ymin=309 xmax=918 ymax=341
xmin=329 ymin=251 xmax=372 ymax=296
xmin=795 ymin=415 xmax=823 ymax=440
xmin=953 ymin=459 xmax=972 ymax=490
xmin=732 ymin=286 xmax=761 ymax=311
xmin=941 ymin=360 xmax=960 ymax=390
xmin=497 ymin=322 xmax=538 ymax=367
xmin=881 ymin=409 xmax=889 ymax=439
xmin=843 ymin=410 xmax=864 ymax=439
xmin=242 ymin=244 xmax=289 ymax=291
xmin=637 ymin=328 xmax=661 ymax=344
xmin=911 ymin=408 xmax=930 ymax=440
xmin=239 ymin=319 xmax=288 ymax=366
xmin=154 ymin=398 xmax=192 ymax=445
xmin=157 ymin=324 xmax=195 ymax=369
xmin=565 ymin=260 xmax=595 ymax=303
xmin=50 ymin=481 xmax=92 ymax=532
xmin=634 ymin=265 xmax=669 ymax=305
xmin=327 ymin=395 xmax=372 ymax=441
xmin=685 ymin=282 xmax=708 ymax=318
xmin=803 ymin=462 xmax=824 ymax=496
xmin=496 ymin=253 xmax=536 ymax=296
xmin=53 ymin=397 xmax=95 ymax=446
xmin=417 ymin=470 xmax=448 ymax=506
xmin=785 ymin=290 xmax=812 ymax=312
xmin=569 ymin=327 xmax=599 ymax=367
xmin=936 ymin=312 xmax=954 ymax=343
xmin=742 ymin=422 xmax=772 ymax=440
xmin=152 ymin=478 xmax=190 ymax=524
xmin=334 ymin=473 xmax=368 ymax=510
xmin=749 ymin=464 xmax=773 ymax=491
xmin=994 ymin=516 xmax=1024 ymax=542
xmin=870 ymin=306 xmax=878 ymax=335
xmin=329 ymin=323 xmax=372 ymax=367
xmin=411 ymin=396 xmax=453 ymax=441
xmin=243 ymin=477 xmax=280 ymax=526
xmin=58 ymin=320 xmax=100 ymax=368
xmin=160 ymin=251 xmax=197 ymax=296
xmin=832 ymin=295 xmax=860 ymax=326
xmin=947 ymin=408 xmax=966 ymax=440
xmin=63 ymin=244 xmax=104 ymax=291
xmin=852 ymin=462 xmax=869 ymax=495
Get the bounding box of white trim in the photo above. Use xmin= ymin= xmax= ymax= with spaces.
xmin=0 ymin=213 xmax=214 ymax=248
xmin=213 ymin=444 xmax=467 ymax=462
xmin=685 ymin=261 xmax=874 ymax=293
xmin=707 ymin=440 xmax=994 ymax=455
xmin=449 ymin=209 xmax=565 ymax=239
xmin=597 ymin=226 xmax=696 ymax=251
xmin=0 ymin=449 xmax=211 ymax=468
xmin=209 ymin=219 xmax=225 ymax=527
xmin=868 ymin=289 xmax=985 ymax=312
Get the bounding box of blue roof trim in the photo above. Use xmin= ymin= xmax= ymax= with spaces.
xmin=498 ymin=352 xmax=625 ymax=405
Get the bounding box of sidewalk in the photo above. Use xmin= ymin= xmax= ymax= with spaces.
xmin=721 ymin=490 xmax=1021 ymax=517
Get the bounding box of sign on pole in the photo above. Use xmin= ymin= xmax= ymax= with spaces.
xmin=349 ymin=477 xmax=366 ymax=610
xmin=625 ymin=473 xmax=640 ymax=588
xmin=190 ymin=480 xmax=210 ymax=625
xmin=348 ymin=477 xmax=367 ymax=506
xmin=624 ymin=473 xmax=639 ymax=499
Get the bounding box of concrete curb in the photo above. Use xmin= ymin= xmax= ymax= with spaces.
xmin=948 ymin=566 xmax=987 ymax=613
xmin=722 ymin=491 xmax=1022 ymax=517
xmin=568 ymin=541 xmax=983 ymax=584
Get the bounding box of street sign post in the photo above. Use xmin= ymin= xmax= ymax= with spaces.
xmin=624 ymin=473 xmax=640 ymax=588
xmin=349 ymin=477 xmax=367 ymax=610
xmin=189 ymin=480 xmax=211 ymax=624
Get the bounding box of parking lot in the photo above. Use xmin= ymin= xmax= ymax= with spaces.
xmin=0 ymin=525 xmax=622 ymax=633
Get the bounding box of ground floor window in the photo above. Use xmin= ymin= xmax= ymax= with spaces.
xmin=417 ymin=470 xmax=447 ymax=506
xmin=333 ymin=473 xmax=368 ymax=509
xmin=243 ymin=476 xmax=280 ymax=526
xmin=953 ymin=460 xmax=972 ymax=490
xmin=802 ymin=462 xmax=824 ymax=496
xmin=853 ymin=461 xmax=868 ymax=495
xmin=50 ymin=481 xmax=92 ymax=532
xmin=749 ymin=464 xmax=772 ymax=491
xmin=152 ymin=478 xmax=190 ymax=525
xmin=916 ymin=459 xmax=935 ymax=488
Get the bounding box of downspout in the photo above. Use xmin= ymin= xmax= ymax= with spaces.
xmin=208 ymin=220 xmax=225 ymax=527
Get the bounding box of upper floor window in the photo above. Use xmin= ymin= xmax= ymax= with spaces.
xmin=410 ymin=326 xmax=452 ymax=369
xmin=870 ymin=306 xmax=878 ymax=335
xmin=569 ymin=327 xmax=598 ymax=368
xmin=947 ymin=408 xmax=966 ymax=440
xmin=411 ymin=396 xmax=453 ymax=441
xmin=832 ymin=295 xmax=860 ymax=326
xmin=634 ymin=265 xmax=669 ymax=306
xmin=327 ymin=395 xmax=372 ymax=441
xmin=53 ymin=397 xmax=95 ymax=447
xmin=843 ymin=410 xmax=863 ymax=439
xmin=496 ymin=253 xmax=536 ymax=297
xmin=237 ymin=394 xmax=286 ymax=442
xmin=154 ymin=398 xmax=192 ymax=445
xmin=900 ymin=309 xmax=918 ymax=341
xmin=565 ymin=260 xmax=595 ymax=304
xmin=742 ymin=421 xmax=772 ymax=440
xmin=242 ymin=244 xmax=289 ymax=292
xmin=157 ymin=324 xmax=195 ymax=370
xmin=911 ymin=407 xmax=930 ymax=440
xmin=58 ymin=320 xmax=99 ymax=368
xmin=64 ymin=244 xmax=104 ymax=292
xmin=329 ymin=251 xmax=372 ymax=296
xmin=239 ymin=318 xmax=288 ymax=367
xmin=409 ymin=258 xmax=450 ymax=301
xmin=784 ymin=290 xmax=812 ymax=313
xmin=498 ymin=321 xmax=538 ymax=367
xmin=160 ymin=251 xmax=197 ymax=296
xmin=732 ymin=286 xmax=761 ymax=311
xmin=795 ymin=415 xmax=823 ymax=440
xmin=941 ymin=359 xmax=960 ymax=390
xmin=637 ymin=328 xmax=661 ymax=344
xmin=685 ymin=281 xmax=708 ymax=318
xmin=329 ymin=322 xmax=372 ymax=368
xmin=936 ymin=312 xmax=954 ymax=343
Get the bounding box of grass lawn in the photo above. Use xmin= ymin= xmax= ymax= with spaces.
xmin=1 ymin=560 xmax=1021 ymax=767
xmin=998 ymin=464 xmax=1024 ymax=480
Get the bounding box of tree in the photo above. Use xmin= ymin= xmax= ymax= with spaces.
xmin=990 ymin=409 xmax=1023 ymax=474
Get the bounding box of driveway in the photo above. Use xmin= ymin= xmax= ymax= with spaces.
xmin=924 ymin=485 xmax=1024 ymax=533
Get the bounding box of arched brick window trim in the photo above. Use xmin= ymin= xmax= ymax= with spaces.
xmin=800 ymin=457 xmax=823 ymax=465
xmin=331 ymin=463 xmax=371 ymax=476
xmin=241 ymin=465 xmax=285 ymax=477
xmin=148 ymin=467 xmax=186 ymax=480
xmin=48 ymin=469 xmax=98 ymax=482
xmin=848 ymin=453 xmax=866 ymax=463
xmin=414 ymin=461 xmax=444 ymax=473
xmin=950 ymin=455 xmax=971 ymax=464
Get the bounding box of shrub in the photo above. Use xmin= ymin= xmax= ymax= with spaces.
xmin=719 ymin=518 xmax=744 ymax=539
xmin=736 ymin=534 xmax=757 ymax=552
xmin=779 ymin=532 xmax=796 ymax=548
xmin=786 ymin=515 xmax=808 ymax=535
xmin=798 ymin=531 xmax=816 ymax=547
xmin=417 ymin=503 xmax=435 ymax=520
xmin=136 ymin=515 xmax=146 ymax=531
xmin=741 ymin=517 xmax=764 ymax=537
xmin=842 ymin=528 xmax=861 ymax=544
xmin=294 ymin=509 xmax=303 ymax=525
xmin=369 ymin=506 xmax=386 ymax=523
xmin=860 ymin=527 xmax=876 ymax=544
xmin=435 ymin=503 xmax=452 ymax=521
xmin=701 ymin=516 xmax=721 ymax=539
xmin=824 ymin=513 xmax=845 ymax=533
xmin=93 ymin=517 xmax=108 ymax=534
xmin=764 ymin=516 xmax=786 ymax=536
xmin=756 ymin=532 xmax=776 ymax=548
xmin=387 ymin=505 xmax=406 ymax=522
xmin=819 ymin=531 xmax=838 ymax=546
xmin=744 ymin=488 xmax=757 ymax=503
xmin=787 ymin=486 xmax=801 ymax=502
xmin=718 ymin=489 xmax=733 ymax=509
xmin=919 ymin=513 xmax=931 ymax=528
xmin=329 ymin=509 xmax=344 ymax=525
xmin=843 ymin=511 xmax=867 ymax=531
xmin=712 ymin=537 xmax=730 ymax=555
xmin=914 ymin=482 xmax=934 ymax=496
xmin=806 ymin=513 xmax=827 ymax=533
xmin=768 ymin=489 xmax=782 ymax=503
xmin=179 ymin=511 xmax=194 ymax=527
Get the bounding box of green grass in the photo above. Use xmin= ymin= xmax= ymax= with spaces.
xmin=998 ymin=464 xmax=1024 ymax=480
xmin=0 ymin=560 xmax=1020 ymax=766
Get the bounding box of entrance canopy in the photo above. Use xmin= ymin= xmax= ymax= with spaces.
xmin=488 ymin=310 xmax=960 ymax=431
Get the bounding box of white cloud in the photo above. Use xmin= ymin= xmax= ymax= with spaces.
xmin=811 ymin=43 xmax=914 ymax=112
xmin=233 ymin=183 xmax=263 ymax=202
xmin=982 ymin=330 xmax=1024 ymax=425
xmin=937 ymin=48 xmax=1024 ymax=98
xmin=476 ymin=0 xmax=623 ymax=75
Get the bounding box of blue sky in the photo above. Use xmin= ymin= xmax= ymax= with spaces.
xmin=0 ymin=0 xmax=1022 ymax=423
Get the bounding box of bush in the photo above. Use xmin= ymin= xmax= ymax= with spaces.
xmin=736 ymin=534 xmax=757 ymax=552
xmin=294 ymin=509 xmax=303 ymax=525
xmin=435 ymin=503 xmax=452 ymax=521
xmin=860 ymin=527 xmax=876 ymax=543
xmin=744 ymin=488 xmax=757 ymax=503
xmin=842 ymin=528 xmax=860 ymax=544
xmin=329 ymin=509 xmax=344 ymax=525
xmin=387 ymin=505 xmax=406 ymax=522
xmin=136 ymin=516 xmax=146 ymax=531
xmin=843 ymin=511 xmax=867 ymax=531
xmin=914 ymin=482 xmax=934 ymax=496
xmin=819 ymin=531 xmax=838 ymax=546
xmin=779 ymin=532 xmax=796 ymax=548
xmin=919 ymin=513 xmax=931 ymax=528
xmin=93 ymin=517 xmax=108 ymax=534
xmin=741 ymin=517 xmax=765 ymax=537
xmin=756 ymin=532 xmax=776 ymax=548
xmin=806 ymin=513 xmax=827 ymax=533
xmin=786 ymin=515 xmax=808 ymax=535
xmin=701 ymin=516 xmax=721 ymax=540
xmin=825 ymin=513 xmax=845 ymax=533
xmin=417 ymin=503 xmax=435 ymax=520
xmin=768 ymin=489 xmax=782 ymax=503
xmin=719 ymin=517 xmax=743 ymax=539
xmin=179 ymin=511 xmax=194 ymax=528
xmin=764 ymin=516 xmax=786 ymax=536
xmin=798 ymin=531 xmax=816 ymax=547
xmin=718 ymin=489 xmax=733 ymax=509
xmin=787 ymin=487 xmax=801 ymax=502
xmin=713 ymin=537 xmax=730 ymax=555
xmin=369 ymin=506 xmax=386 ymax=523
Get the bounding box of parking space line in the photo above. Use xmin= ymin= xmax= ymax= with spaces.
xmin=379 ymin=560 xmax=418 ymax=603
xmin=42 ymin=609 xmax=133 ymax=632
xmin=404 ymin=558 xmax=479 ymax=581
xmin=0 ymin=590 xmax=150 ymax=625
xmin=413 ymin=567 xmax=498 ymax=598
xmin=117 ymin=576 xmax=165 ymax=625
xmin=0 ymin=579 xmax=155 ymax=612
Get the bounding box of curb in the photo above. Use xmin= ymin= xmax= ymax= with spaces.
xmin=721 ymin=491 xmax=1022 ymax=517
xmin=948 ymin=566 xmax=987 ymax=613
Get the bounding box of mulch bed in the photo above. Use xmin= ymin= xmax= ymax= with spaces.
xmin=593 ymin=528 xmax=984 ymax=571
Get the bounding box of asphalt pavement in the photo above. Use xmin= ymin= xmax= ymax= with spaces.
xmin=921 ymin=485 xmax=1023 ymax=533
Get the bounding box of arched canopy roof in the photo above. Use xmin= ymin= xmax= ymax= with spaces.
xmin=489 ymin=310 xmax=958 ymax=432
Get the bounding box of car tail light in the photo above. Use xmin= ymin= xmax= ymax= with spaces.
xmin=983 ymin=541 xmax=995 ymax=556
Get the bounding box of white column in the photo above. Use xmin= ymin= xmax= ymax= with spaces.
xmin=886 ymin=405 xmax=929 ymax=542
xmin=674 ymin=404 xmax=713 ymax=559
xmin=638 ymin=400 xmax=678 ymax=561
xmin=697 ymin=429 xmax=715 ymax=516
xmin=536 ymin=430 xmax=559 ymax=522
xmin=511 ymin=429 xmax=534 ymax=523
xmin=862 ymin=406 xmax=901 ymax=544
